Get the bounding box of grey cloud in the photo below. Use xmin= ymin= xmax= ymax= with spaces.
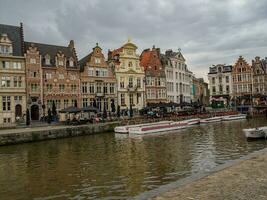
xmin=1 ymin=0 xmax=267 ymax=80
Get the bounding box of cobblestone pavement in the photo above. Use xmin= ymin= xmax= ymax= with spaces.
xmin=153 ymin=150 xmax=267 ymax=200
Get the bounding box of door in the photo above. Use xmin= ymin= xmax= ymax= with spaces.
xmin=31 ymin=105 xmax=39 ymax=120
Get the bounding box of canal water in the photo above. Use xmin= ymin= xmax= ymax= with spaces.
xmin=0 ymin=118 xmax=267 ymax=199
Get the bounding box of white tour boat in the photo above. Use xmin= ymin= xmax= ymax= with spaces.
xmin=182 ymin=118 xmax=200 ymax=125
xmin=243 ymin=126 xmax=267 ymax=139
xmin=200 ymin=116 xmax=222 ymax=124
xmin=222 ymin=114 xmax=246 ymax=121
xmin=129 ymin=121 xmax=188 ymax=135
xmin=114 ymin=121 xmax=172 ymax=134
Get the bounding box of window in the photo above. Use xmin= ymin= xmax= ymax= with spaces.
xmin=129 ymin=94 xmax=134 ymax=105
xmin=46 ymin=73 xmax=52 ymax=79
xmin=72 ymin=99 xmax=77 ymax=106
xmin=83 ymin=98 xmax=88 ymax=107
xmin=219 ymin=85 xmax=223 ymax=92
xmin=110 ymin=83 xmax=115 ymax=93
xmin=59 ymin=84 xmax=65 ymax=92
xmin=2 ymin=96 xmax=11 ymax=111
xmin=70 ymin=74 xmax=76 ymax=80
xmin=2 ymin=61 xmax=9 ymax=69
xmin=82 ymin=82 xmax=87 ymax=93
xmin=71 ymin=84 xmax=77 ymax=92
xmin=64 ymin=99 xmax=69 ymax=108
xmin=0 ymin=45 xmax=11 ymax=54
xmin=218 ymin=67 xmax=222 ymax=72
xmin=3 ymin=118 xmax=11 ymax=124
xmin=212 ymin=86 xmax=216 ymax=93
xmin=88 ymin=68 xmax=94 ymax=76
xmin=121 ymin=94 xmax=125 ymax=105
xmin=47 ymin=84 xmax=53 ymax=92
xmin=14 ymin=76 xmax=22 ymax=87
xmin=226 ymin=85 xmax=229 ymax=93
xmin=128 ymin=77 xmax=133 ymax=88
xmin=96 ymin=69 xmax=100 ymax=77
xmin=59 ymin=74 xmax=64 ymax=79
xmin=128 ymin=62 xmax=133 ymax=68
xmin=89 ymin=83 xmax=95 ymax=93
xmin=45 ymin=55 xmax=50 ymax=65
xmin=226 ymin=76 xmax=229 ymax=83
xmin=96 ymin=83 xmax=102 ymax=93
xmin=137 ymin=78 xmax=141 ymax=88
xmin=55 ymin=100 xmax=61 ymax=109
xmin=58 ymin=60 xmax=64 ymax=66
xmin=14 ymin=96 xmax=22 ymax=101
xmin=103 ymin=83 xmax=108 ymax=93
xmin=69 ymin=60 xmax=74 ymax=67
xmin=31 ymin=83 xmax=38 ymax=92
xmin=95 ymin=58 xmax=101 ymax=64
xmin=33 ymin=72 xmax=37 ymax=77
xmin=120 ymin=77 xmax=125 ymax=88
xmin=237 ymin=75 xmax=242 ymax=81
xmin=30 ymin=58 xmax=36 ymax=64
xmin=1 ymin=76 xmax=10 ymax=87
xmin=13 ymin=62 xmax=22 ymax=69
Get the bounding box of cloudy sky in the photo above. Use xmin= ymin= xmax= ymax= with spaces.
xmin=1 ymin=0 xmax=267 ymax=79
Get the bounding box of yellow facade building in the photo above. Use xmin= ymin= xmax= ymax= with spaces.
xmin=0 ymin=23 xmax=26 ymax=126
xmin=108 ymin=40 xmax=145 ymax=112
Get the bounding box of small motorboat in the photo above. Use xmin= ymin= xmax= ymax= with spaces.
xmin=243 ymin=126 xmax=267 ymax=139
xmin=182 ymin=118 xmax=200 ymax=125
xmin=222 ymin=114 xmax=246 ymax=121
xmin=114 ymin=121 xmax=172 ymax=134
xmin=200 ymin=116 xmax=222 ymax=123
xmin=129 ymin=121 xmax=188 ymax=135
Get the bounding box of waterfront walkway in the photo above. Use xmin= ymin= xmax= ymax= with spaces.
xmin=153 ymin=148 xmax=267 ymax=200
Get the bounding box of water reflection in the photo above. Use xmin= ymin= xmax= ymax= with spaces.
xmin=0 ymin=118 xmax=267 ymax=199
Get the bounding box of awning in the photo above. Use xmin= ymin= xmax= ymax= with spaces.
xmin=59 ymin=106 xmax=81 ymax=113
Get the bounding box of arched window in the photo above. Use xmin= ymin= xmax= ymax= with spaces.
xmin=128 ymin=62 xmax=132 ymax=68
xmin=218 ymin=67 xmax=222 ymax=72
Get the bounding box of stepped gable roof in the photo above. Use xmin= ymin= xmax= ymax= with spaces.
xmin=0 ymin=23 xmax=24 ymax=56
xmin=24 ymin=41 xmax=78 ymax=69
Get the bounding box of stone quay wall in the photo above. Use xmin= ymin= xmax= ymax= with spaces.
xmin=0 ymin=122 xmax=119 ymax=146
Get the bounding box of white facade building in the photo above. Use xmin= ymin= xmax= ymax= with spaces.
xmin=208 ymin=64 xmax=232 ymax=104
xmin=162 ymin=49 xmax=192 ymax=103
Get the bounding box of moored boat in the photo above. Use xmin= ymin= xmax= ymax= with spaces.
xmin=243 ymin=126 xmax=267 ymax=139
xmin=182 ymin=118 xmax=200 ymax=125
xmin=114 ymin=121 xmax=172 ymax=134
xmin=129 ymin=121 xmax=188 ymax=135
xmin=222 ymin=114 xmax=246 ymax=121
xmin=200 ymin=116 xmax=222 ymax=123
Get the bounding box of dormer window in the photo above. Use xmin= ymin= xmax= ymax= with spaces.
xmin=58 ymin=60 xmax=64 ymax=66
xmin=69 ymin=60 xmax=74 ymax=67
xmin=0 ymin=45 xmax=11 ymax=54
xmin=45 ymin=55 xmax=51 ymax=65
xmin=0 ymin=34 xmax=13 ymax=55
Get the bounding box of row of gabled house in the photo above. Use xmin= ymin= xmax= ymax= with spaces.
xmin=0 ymin=23 xmax=204 ymax=126
xmin=208 ymin=56 xmax=267 ymax=109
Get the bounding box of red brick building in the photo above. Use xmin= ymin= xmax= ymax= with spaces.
xmin=79 ymin=43 xmax=117 ymax=112
xmin=140 ymin=46 xmax=167 ymax=104
xmin=24 ymin=40 xmax=80 ymax=120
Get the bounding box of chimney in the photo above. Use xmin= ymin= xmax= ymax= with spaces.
xmin=68 ymin=40 xmax=74 ymax=49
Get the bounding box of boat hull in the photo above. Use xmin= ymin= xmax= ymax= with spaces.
xmin=114 ymin=121 xmax=172 ymax=134
xmin=222 ymin=114 xmax=246 ymax=121
xmin=129 ymin=122 xmax=188 ymax=135
xmin=243 ymin=127 xmax=267 ymax=139
xmin=200 ymin=117 xmax=222 ymax=123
